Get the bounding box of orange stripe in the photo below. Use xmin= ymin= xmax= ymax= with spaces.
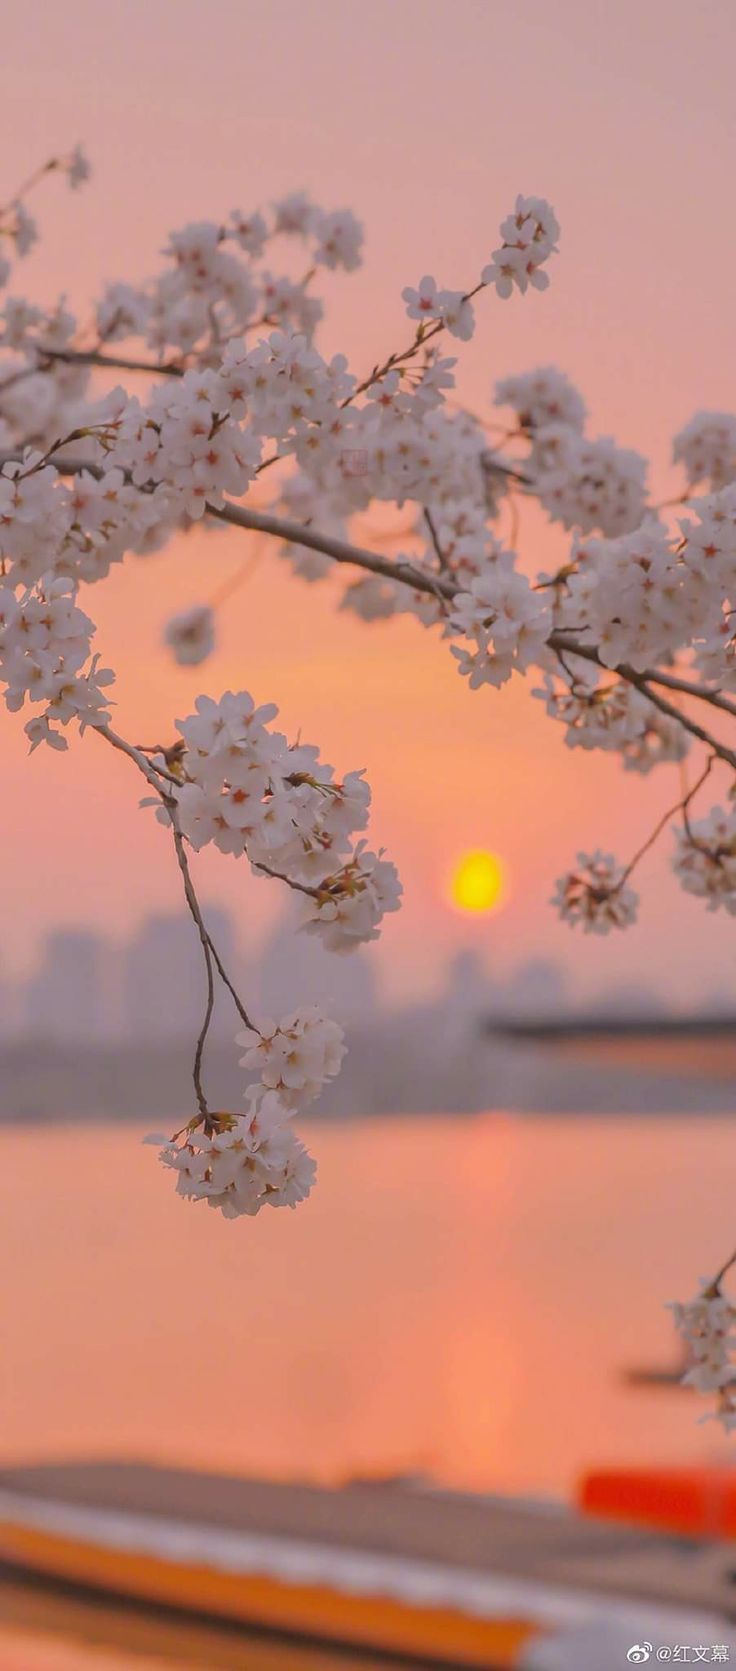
xmin=0 ymin=1521 xmax=541 ymax=1668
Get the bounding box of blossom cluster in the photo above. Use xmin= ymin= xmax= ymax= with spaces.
xmin=530 ymin=426 xmax=648 ymax=538
xmin=0 ymin=145 xmax=88 ymax=285
xmin=482 ymin=195 xmax=559 ymax=299
xmin=492 ymin=364 xmax=649 ymax=537
xmin=534 ymin=482 xmax=736 ymax=722
xmin=554 ymin=524 xmax=699 ymax=671
xmin=164 ymin=604 xmax=215 ymax=667
xmin=0 ymin=572 xmax=112 ymax=749
xmin=537 ymin=670 xmax=689 ymax=773
xmin=9 ymin=185 xmax=362 ymax=366
xmin=552 ymin=851 xmax=639 ymax=934
xmin=162 ymin=690 xmax=402 ymax=951
xmin=448 ymin=553 xmax=550 ymax=688
xmin=494 ymin=366 xmax=587 ymax=433
xmin=670 ymin=1284 xmax=736 ymax=1431
xmin=673 ymin=411 xmax=736 ymax=492
xmin=155 ymin=1006 xmax=345 ymax=1219
xmin=673 ymin=804 xmax=736 ymax=914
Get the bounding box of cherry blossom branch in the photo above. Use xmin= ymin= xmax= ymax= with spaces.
xmin=13 ymin=442 xmax=733 ymax=771
xmin=94 ymin=723 xmax=181 ymax=788
xmin=93 ymin=723 xmax=259 ymax=1106
xmin=37 ymin=346 xmax=185 ymax=378
xmin=206 ymin=499 xmax=736 ymax=769
xmin=208 ymin=506 xmax=735 ymax=747
xmin=103 ymin=728 xmax=258 ymax=1030
xmin=641 ymin=669 xmax=736 ymax=721
xmin=423 ymin=507 xmax=448 ymax=570
xmin=91 ymin=727 xmax=216 ymax=1114
xmin=344 ymin=279 xmax=488 ymax=405
xmin=619 ymin=755 xmax=715 ymax=884
xmin=251 ymin=860 xmax=320 ymax=899
xmin=171 ymin=856 xmax=258 ymax=1034
xmin=234 ymin=263 xmax=489 ymax=475
xmin=7 ymin=439 xmax=734 ymax=771
xmin=710 ymin=1249 xmax=736 ymax=1293
xmin=1 ymin=153 xmax=75 ymax=213
xmin=206 ymin=540 xmax=266 ymax=609
xmin=543 ymin=632 xmax=736 ymax=771
xmin=32 ymin=311 xmax=290 ymax=384
xmin=550 ymin=633 xmax=736 ymax=721
xmin=170 ymin=818 xmax=215 ymax=1121
xmin=206 ymin=498 xmax=450 ymax=595
xmin=617 ymin=673 xmax=736 ymax=773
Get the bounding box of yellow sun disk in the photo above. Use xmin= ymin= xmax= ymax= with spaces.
xmin=450 ymin=850 xmax=506 ymax=914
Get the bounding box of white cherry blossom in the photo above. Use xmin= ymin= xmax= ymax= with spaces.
xmin=673 ymin=411 xmax=736 ymax=492
xmin=494 ymin=366 xmax=586 ymax=433
xmin=552 ymin=851 xmax=639 ymax=934
xmin=673 ymin=805 xmax=736 ymax=913
xmin=237 ymin=1007 xmax=346 ymax=1108
xmin=164 ymin=605 xmax=215 ymax=666
xmin=449 ymin=559 xmax=550 ymax=688
xmin=482 ymin=195 xmax=559 ymax=298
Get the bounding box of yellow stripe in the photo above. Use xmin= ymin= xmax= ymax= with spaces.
xmin=0 ymin=1521 xmax=541 ymax=1668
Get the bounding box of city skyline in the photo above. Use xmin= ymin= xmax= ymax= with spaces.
xmin=4 ymin=903 xmax=734 ymax=1045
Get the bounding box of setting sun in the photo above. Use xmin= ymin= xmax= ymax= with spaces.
xmin=449 ymin=850 xmax=507 ymax=915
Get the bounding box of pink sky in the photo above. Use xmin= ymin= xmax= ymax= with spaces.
xmin=2 ymin=0 xmax=736 ymax=1003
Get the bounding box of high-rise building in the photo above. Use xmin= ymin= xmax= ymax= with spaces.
xmin=123 ymin=907 xmax=239 ymax=1038
xmin=23 ymin=928 xmax=109 ymax=1039
xmin=257 ymin=902 xmax=379 ymax=1024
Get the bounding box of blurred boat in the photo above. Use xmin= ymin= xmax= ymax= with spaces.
xmin=2 ymin=1463 xmax=736 ymax=1667
xmin=580 ymin=1465 xmax=736 ymax=1541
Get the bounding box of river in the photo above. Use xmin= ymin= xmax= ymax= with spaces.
xmin=2 ymin=1111 xmax=735 ymax=1664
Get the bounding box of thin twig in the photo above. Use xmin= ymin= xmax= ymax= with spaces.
xmin=252 ymin=860 xmax=320 ymax=898
xmin=620 ymin=755 xmax=715 ymax=883
xmin=640 ymin=667 xmax=736 ymax=721
xmin=203 ymin=923 xmax=258 ymax=1032
xmin=94 ymin=724 xmax=260 ymax=1096
xmin=710 ymin=1249 xmax=736 ymax=1293
xmin=97 ymin=723 xmax=182 ymax=787
xmin=628 ymin=677 xmax=736 ymax=773
xmin=206 ymin=539 xmax=266 ymax=610
xmin=507 ymin=487 xmax=520 ymax=549
xmin=423 ymin=507 xmax=446 ymax=569
xmin=168 ymin=800 xmax=259 ymax=1034
xmin=0 ymin=155 xmax=62 ymax=215
xmin=343 ymin=278 xmax=487 ymax=406
xmin=551 ymin=633 xmax=736 ymax=720
xmin=170 ymin=818 xmax=215 ymax=1119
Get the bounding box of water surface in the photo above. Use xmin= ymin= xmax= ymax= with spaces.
xmin=3 ymin=1112 xmax=734 ymax=1497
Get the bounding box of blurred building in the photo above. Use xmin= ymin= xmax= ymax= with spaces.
xmin=501 ymin=957 xmax=569 ymax=1018
xmin=257 ymin=903 xmax=379 ymax=1023
xmin=23 ymin=929 xmax=109 ymax=1040
xmin=123 ymin=907 xmax=239 ymax=1038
